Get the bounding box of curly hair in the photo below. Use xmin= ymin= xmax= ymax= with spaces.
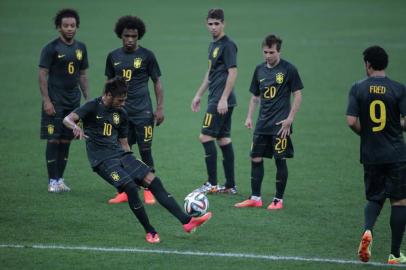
xmin=54 ymin=8 xmax=80 ymax=28
xmin=114 ymin=16 xmax=146 ymax=39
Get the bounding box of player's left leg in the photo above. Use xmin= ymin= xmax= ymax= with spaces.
xmin=268 ymin=158 xmax=287 ymax=210
xmin=387 ymin=162 xmax=406 ymax=264
xmin=268 ymin=136 xmax=294 ymax=210
xmin=135 ymin=119 xmax=156 ymax=205
xmin=56 ymin=139 xmax=72 ymax=192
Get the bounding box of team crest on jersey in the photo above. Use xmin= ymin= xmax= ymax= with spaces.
xmin=212 ymin=47 xmax=220 ymax=58
xmin=110 ymin=171 xmax=120 ymax=181
xmin=276 ymin=72 xmax=284 ymax=84
xmin=75 ymin=49 xmax=83 ymax=60
xmin=47 ymin=124 xmax=54 ymax=135
xmin=112 ymin=113 xmax=120 ymax=125
xmin=134 ymin=58 xmax=142 ymax=69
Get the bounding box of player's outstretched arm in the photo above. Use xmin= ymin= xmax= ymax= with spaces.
xmin=63 ymin=112 xmax=88 ymax=139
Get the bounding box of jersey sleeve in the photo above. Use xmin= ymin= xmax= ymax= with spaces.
xmin=346 ymin=84 xmax=359 ymax=116
xmin=249 ymin=67 xmax=260 ymax=96
xmin=147 ymin=51 xmax=162 ymax=82
xmin=80 ymin=43 xmax=89 ymax=70
xmin=105 ymin=53 xmax=115 ymax=79
xmin=400 ymin=84 xmax=406 ymax=117
xmin=288 ymin=65 xmax=304 ymax=92
xmin=118 ymin=110 xmax=129 ymax=139
xmin=222 ymin=42 xmax=237 ymax=69
xmin=39 ymin=43 xmax=54 ymax=69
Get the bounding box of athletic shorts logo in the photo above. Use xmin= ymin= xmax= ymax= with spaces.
xmin=76 ymin=49 xmax=83 ymax=61
xmin=110 ymin=171 xmax=120 ymax=182
xmin=47 ymin=124 xmax=54 ymax=135
xmin=112 ymin=113 xmax=120 ymax=125
xmin=134 ymin=58 xmax=142 ymax=69
xmin=276 ymin=73 xmax=284 ymax=84
xmin=212 ymin=47 xmax=220 ymax=58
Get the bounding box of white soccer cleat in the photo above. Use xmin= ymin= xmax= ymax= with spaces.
xmin=57 ymin=178 xmax=71 ymax=192
xmin=48 ymin=179 xmax=60 ymax=193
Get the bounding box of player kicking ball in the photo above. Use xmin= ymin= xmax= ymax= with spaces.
xmin=63 ymin=77 xmax=211 ymax=243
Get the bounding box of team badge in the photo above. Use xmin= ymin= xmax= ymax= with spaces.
xmin=212 ymin=47 xmax=219 ymax=58
xmin=47 ymin=124 xmax=54 ymax=135
xmin=110 ymin=171 xmax=120 ymax=182
xmin=112 ymin=113 xmax=120 ymax=125
xmin=75 ymin=49 xmax=83 ymax=60
xmin=276 ymin=73 xmax=284 ymax=84
xmin=134 ymin=58 xmax=142 ymax=69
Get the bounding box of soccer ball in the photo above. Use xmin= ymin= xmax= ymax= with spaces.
xmin=184 ymin=191 xmax=209 ymax=217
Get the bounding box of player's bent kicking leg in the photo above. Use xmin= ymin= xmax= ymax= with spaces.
xmin=143 ymin=171 xmax=212 ymax=233
xmin=119 ymin=154 xmax=212 ymax=234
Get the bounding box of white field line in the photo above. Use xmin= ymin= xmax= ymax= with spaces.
xmin=1 ymin=243 xmax=405 ymax=268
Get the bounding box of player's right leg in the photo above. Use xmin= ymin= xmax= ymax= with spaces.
xmin=358 ymin=164 xmax=386 ymax=262
xmin=195 ymin=133 xmax=219 ymax=193
xmin=235 ymin=157 xmax=264 ymax=208
xmin=95 ymin=157 xmax=158 ymax=243
xmin=41 ymin=108 xmax=62 ymax=193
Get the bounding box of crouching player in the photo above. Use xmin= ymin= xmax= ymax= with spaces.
xmin=63 ymin=77 xmax=211 ymax=243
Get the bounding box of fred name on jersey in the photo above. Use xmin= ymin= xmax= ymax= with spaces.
xmin=369 ymin=85 xmax=386 ymax=94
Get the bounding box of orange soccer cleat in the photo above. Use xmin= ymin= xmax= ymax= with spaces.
xmin=108 ymin=192 xmax=128 ymax=204
xmin=183 ymin=212 xmax=212 ymax=233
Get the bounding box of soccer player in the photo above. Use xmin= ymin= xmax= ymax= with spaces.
xmin=346 ymin=46 xmax=406 ymax=264
xmin=63 ymin=77 xmax=212 ymax=244
xmin=38 ymin=8 xmax=89 ymax=193
xmin=234 ymin=34 xmax=303 ymax=210
xmin=191 ymin=8 xmax=238 ymax=194
xmin=105 ymin=15 xmax=164 ymax=204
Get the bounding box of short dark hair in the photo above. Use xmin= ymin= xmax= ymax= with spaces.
xmin=207 ymin=8 xmax=224 ymax=22
xmin=54 ymin=8 xmax=80 ymax=28
xmin=104 ymin=77 xmax=128 ymax=97
xmin=262 ymin=34 xmax=282 ymax=51
xmin=114 ymin=16 xmax=146 ymax=39
xmin=363 ymin=46 xmax=388 ymax=70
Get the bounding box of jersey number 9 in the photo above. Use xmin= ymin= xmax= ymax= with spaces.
xmin=369 ymin=100 xmax=386 ymax=132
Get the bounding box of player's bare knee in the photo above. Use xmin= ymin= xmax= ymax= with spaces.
xmin=252 ymin=157 xmax=263 ymax=163
xmin=199 ymin=134 xmax=214 ymax=143
xmin=217 ymin=137 xmax=231 ymax=146
xmin=391 ymin=198 xmax=406 ymax=206
xmin=143 ymin=172 xmax=155 ymax=186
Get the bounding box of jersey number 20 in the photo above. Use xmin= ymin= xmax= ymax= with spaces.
xmin=369 ymin=100 xmax=386 ymax=132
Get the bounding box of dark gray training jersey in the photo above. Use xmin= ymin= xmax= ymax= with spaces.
xmin=346 ymin=76 xmax=406 ymax=164
xmin=250 ymin=59 xmax=303 ymax=135
xmin=74 ymin=97 xmax=128 ymax=168
xmin=207 ymin=35 xmax=237 ymax=108
xmin=39 ymin=38 xmax=88 ymax=107
xmin=105 ymin=47 xmax=161 ymax=120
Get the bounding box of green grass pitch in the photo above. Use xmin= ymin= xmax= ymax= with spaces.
xmin=1 ymin=0 xmax=405 ymax=269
